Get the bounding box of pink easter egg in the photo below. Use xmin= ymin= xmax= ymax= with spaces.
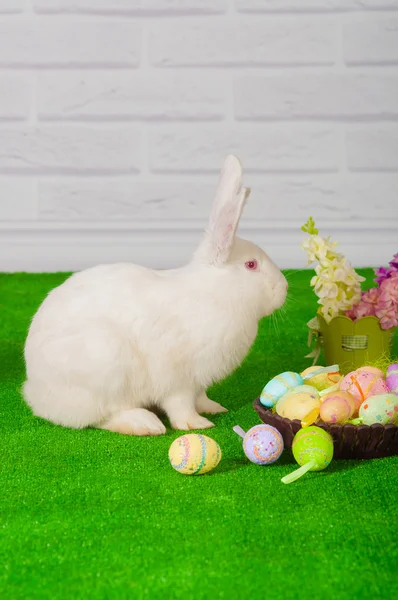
xmin=340 ymin=370 xmax=389 ymax=414
xmin=386 ymin=364 xmax=398 ymax=394
xmin=320 ymin=391 xmax=356 ymax=424
xmin=357 ymin=366 xmax=384 ymax=378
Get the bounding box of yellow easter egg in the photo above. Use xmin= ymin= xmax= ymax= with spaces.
xmin=276 ymin=387 xmax=321 ymax=421
xmin=281 ymin=384 xmax=319 ymax=398
xmin=301 ymin=365 xmax=341 ymax=391
xmin=168 ymin=434 xmax=222 ymax=475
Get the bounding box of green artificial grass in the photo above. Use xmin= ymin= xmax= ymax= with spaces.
xmin=0 ymin=269 xmax=397 ymax=600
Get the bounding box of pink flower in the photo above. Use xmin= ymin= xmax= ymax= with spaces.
xmin=374 ymin=252 xmax=398 ymax=285
xmin=374 ymin=266 xmax=393 ymax=285
xmin=357 ymin=288 xmax=379 ymax=316
xmin=345 ymin=308 xmax=357 ymax=320
xmin=373 ymin=274 xmax=398 ymax=329
xmin=346 ymin=254 xmax=398 ymax=329
xmin=345 ymin=288 xmax=379 ymax=320
xmin=379 ymin=274 xmax=398 ymax=305
xmin=389 ymin=253 xmax=398 ymax=270
xmin=375 ymin=306 xmax=398 ymax=330
xmin=355 ymin=302 xmax=376 ymax=318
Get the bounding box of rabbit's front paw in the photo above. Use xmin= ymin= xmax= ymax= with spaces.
xmin=196 ymin=392 xmax=228 ymax=414
xmin=170 ymin=414 xmax=215 ymax=431
xmin=97 ymin=408 xmax=166 ymax=436
xmin=163 ymin=392 xmax=215 ymax=431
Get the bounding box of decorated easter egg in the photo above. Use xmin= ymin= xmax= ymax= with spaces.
xmin=357 ymin=366 xmax=385 ymax=379
xmin=358 ymin=394 xmax=398 ymax=426
xmin=301 ymin=365 xmax=341 ymax=391
xmin=242 ymin=424 xmax=284 ymax=465
xmin=168 ymin=434 xmax=221 ymax=475
xmin=260 ymin=365 xmax=340 ymax=408
xmin=281 ymin=426 xmax=334 ymax=484
xmin=281 ymin=384 xmax=320 ymax=397
xmin=260 ymin=371 xmax=303 ymax=407
xmin=292 ymin=426 xmax=334 ymax=471
xmin=319 ymin=391 xmax=356 ymax=424
xmin=276 ymin=386 xmax=320 ymax=421
xmin=386 ymin=364 xmax=398 ymax=394
xmin=340 ymin=370 xmax=389 ymax=412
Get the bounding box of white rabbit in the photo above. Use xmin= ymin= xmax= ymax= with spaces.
xmin=23 ymin=155 xmax=288 ymax=436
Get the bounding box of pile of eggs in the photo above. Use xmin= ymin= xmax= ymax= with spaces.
xmin=260 ymin=363 xmax=398 ymax=427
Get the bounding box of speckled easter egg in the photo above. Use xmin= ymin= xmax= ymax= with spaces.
xmin=340 ymin=370 xmax=389 ymax=412
xmin=357 ymin=366 xmax=385 ymax=379
xmin=292 ymin=426 xmax=334 ymax=471
xmin=301 ymin=365 xmax=341 ymax=391
xmin=276 ymin=386 xmax=321 ymax=421
xmin=359 ymin=394 xmax=398 ymax=426
xmin=168 ymin=434 xmax=221 ymax=475
xmin=386 ymin=364 xmax=398 ymax=394
xmin=243 ymin=424 xmax=284 ymax=465
xmin=319 ymin=391 xmax=356 ymax=424
xmin=260 ymin=371 xmax=303 ymax=408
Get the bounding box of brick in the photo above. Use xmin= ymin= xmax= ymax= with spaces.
xmin=0 ymin=74 xmax=32 ymax=120
xmin=34 ymin=0 xmax=226 ymax=14
xmin=344 ymin=20 xmax=398 ymax=65
xmin=241 ymin=174 xmax=398 ymax=222
xmin=0 ymin=179 xmax=37 ymax=220
xmin=234 ymin=74 xmax=398 ymax=120
xmin=149 ymin=126 xmax=340 ymax=173
xmin=0 ymin=0 xmax=25 ymax=12
xmin=236 ymin=0 xmax=398 ymax=12
xmin=38 ymin=180 xmax=217 ymax=221
xmin=38 ymin=174 xmax=398 ymax=225
xmin=346 ymin=126 xmax=398 ymax=171
xmin=0 ymin=20 xmax=140 ymax=67
xmin=37 ymin=72 xmax=226 ymax=121
xmin=149 ymin=20 xmax=337 ymax=67
xmin=0 ymin=126 xmax=141 ymax=174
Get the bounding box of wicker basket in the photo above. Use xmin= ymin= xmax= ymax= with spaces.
xmin=254 ymin=398 xmax=398 ymax=459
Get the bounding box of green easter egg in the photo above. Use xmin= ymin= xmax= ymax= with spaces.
xmin=292 ymin=426 xmax=334 ymax=472
xmin=359 ymin=394 xmax=398 ymax=426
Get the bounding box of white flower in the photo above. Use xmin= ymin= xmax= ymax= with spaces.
xmin=301 ymin=235 xmax=338 ymax=265
xmin=318 ymin=298 xmax=341 ymax=321
xmin=302 ymin=220 xmax=364 ymax=322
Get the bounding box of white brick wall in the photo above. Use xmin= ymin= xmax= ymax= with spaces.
xmin=1 ymin=1 xmax=397 ymax=272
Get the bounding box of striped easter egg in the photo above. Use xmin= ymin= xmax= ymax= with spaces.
xmin=386 ymin=364 xmax=398 ymax=394
xmin=260 ymin=371 xmax=303 ymax=408
xmin=242 ymin=424 xmax=284 ymax=465
xmin=168 ymin=434 xmax=222 ymax=475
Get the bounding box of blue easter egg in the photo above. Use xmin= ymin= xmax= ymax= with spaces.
xmin=260 ymin=371 xmax=303 ymax=407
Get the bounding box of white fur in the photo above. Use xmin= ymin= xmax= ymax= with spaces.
xmin=23 ymin=155 xmax=288 ymax=435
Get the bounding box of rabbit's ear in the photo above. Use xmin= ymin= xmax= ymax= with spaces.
xmin=205 ymin=155 xmax=251 ymax=264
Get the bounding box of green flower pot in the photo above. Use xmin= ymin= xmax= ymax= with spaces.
xmin=318 ymin=313 xmax=395 ymax=374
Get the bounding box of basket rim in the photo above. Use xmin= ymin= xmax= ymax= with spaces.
xmin=316 ymin=310 xmax=396 ymax=332
xmin=253 ymin=396 xmax=398 ymax=432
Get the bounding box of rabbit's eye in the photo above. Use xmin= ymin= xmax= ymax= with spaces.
xmin=245 ymin=260 xmax=258 ymax=271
